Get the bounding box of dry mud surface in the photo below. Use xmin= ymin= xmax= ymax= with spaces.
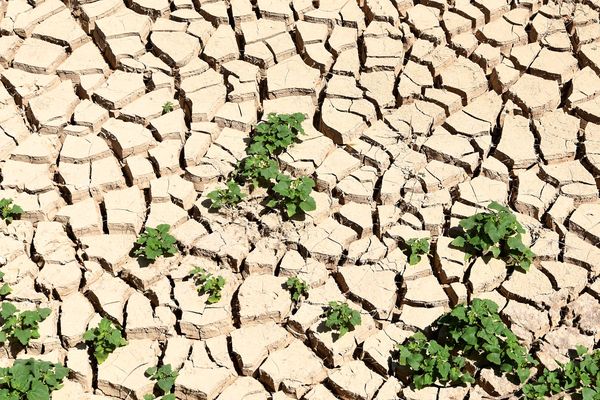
xmin=1 ymin=0 xmax=600 ymax=399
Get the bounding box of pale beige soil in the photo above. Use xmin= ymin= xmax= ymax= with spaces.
xmin=0 ymin=0 xmax=600 ymax=399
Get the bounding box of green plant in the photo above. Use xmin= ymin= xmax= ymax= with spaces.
xmin=83 ymin=318 xmax=127 ymax=364
xmin=134 ymin=224 xmax=178 ymax=262
xmin=207 ymin=180 xmax=245 ymax=209
xmin=404 ymin=238 xmax=430 ymax=265
xmin=451 ymin=201 xmax=535 ymax=271
xmin=189 ymin=267 xmax=225 ymax=304
xmin=396 ymin=331 xmax=475 ymax=389
xmin=144 ymin=364 xmax=178 ymax=400
xmin=0 ymin=199 xmax=22 ymax=224
xmin=522 ymin=346 xmax=600 ymax=399
xmin=324 ymin=301 xmax=361 ymax=340
xmin=236 ymin=154 xmax=280 ymax=190
xmin=437 ymin=299 xmax=536 ymax=383
xmin=0 ymin=272 xmax=11 ymax=298
xmin=162 ymin=101 xmax=174 ymax=114
xmin=0 ymin=302 xmax=51 ymax=347
xmin=205 ymin=114 xmax=314 ymax=219
xmin=285 ymin=277 xmax=309 ymax=302
xmin=267 ymin=175 xmax=316 ymax=218
xmin=0 ymin=358 xmax=69 ymax=400
xmin=248 ymin=112 xmax=305 ymax=156
xmin=394 ymin=299 xmax=537 ymax=391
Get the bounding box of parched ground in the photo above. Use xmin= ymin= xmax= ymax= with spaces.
xmin=0 ymin=0 xmax=600 ymax=399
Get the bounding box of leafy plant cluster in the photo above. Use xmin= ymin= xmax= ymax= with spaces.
xmin=0 ymin=302 xmax=51 ymax=347
xmin=0 ymin=358 xmax=69 ymax=400
xmin=0 ymin=275 xmax=52 ymax=349
xmin=83 ymin=318 xmax=127 ymax=364
xmin=144 ymin=364 xmax=178 ymax=400
xmin=266 ymin=175 xmax=315 ymax=218
xmin=397 ymin=331 xmax=475 ymax=389
xmin=0 ymin=198 xmax=22 ymax=224
xmin=395 ymin=299 xmax=536 ymax=389
xmin=324 ymin=301 xmax=361 ymax=340
xmin=285 ymin=276 xmax=309 ymax=302
xmin=189 ymin=267 xmax=225 ymax=304
xmin=207 ymin=180 xmax=245 ymax=210
xmin=207 ymin=113 xmax=317 ymax=218
xmin=134 ymin=224 xmax=178 ymax=263
xmin=247 ymin=112 xmax=305 ymax=157
xmin=404 ymin=238 xmax=430 ymax=265
xmin=451 ymin=202 xmax=535 ymax=271
xmin=522 ymin=346 xmax=600 ymax=399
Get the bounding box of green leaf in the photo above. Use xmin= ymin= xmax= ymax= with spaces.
xmin=157 ymin=377 xmax=175 ymax=393
xmin=451 ymin=236 xmax=465 ymax=248
xmin=14 ymin=329 xmax=32 ymax=346
xmin=27 ymin=381 xmax=49 ymax=400
xmin=285 ymin=202 xmax=297 ymax=218
xmin=438 ymin=361 xmax=451 ymax=379
xmin=37 ymin=308 xmax=51 ymax=320
xmin=490 ymin=245 xmax=501 ymax=258
xmin=406 ymin=353 xmax=424 ymax=370
xmin=486 ymin=352 xmax=502 ymax=365
xmin=506 ymin=235 xmax=523 ymax=250
xmin=409 ymin=254 xmax=420 ymax=265
xmin=461 ymin=327 xmax=478 ymax=346
xmin=487 ymin=201 xmax=506 ymax=212
xmin=582 ymin=387 xmax=597 ymax=400
xmin=516 ymin=367 xmax=531 ymax=383
xmin=0 ymin=283 xmax=11 ymax=297
xmin=299 ymin=197 xmax=316 ymax=213
xmin=576 ymin=345 xmax=588 ymax=356
xmin=1 ymin=302 xmax=17 ymax=318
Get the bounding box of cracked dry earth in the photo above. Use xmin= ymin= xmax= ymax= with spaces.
xmin=1 ymin=0 xmax=600 ymax=399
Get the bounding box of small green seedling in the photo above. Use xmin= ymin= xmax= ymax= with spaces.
xmin=144 ymin=364 xmax=178 ymax=400
xmin=207 ymin=180 xmax=246 ymax=209
xmin=267 ymin=175 xmax=316 ymax=218
xmin=83 ymin=318 xmax=127 ymax=364
xmin=134 ymin=224 xmax=178 ymax=263
xmin=0 ymin=302 xmax=51 ymax=347
xmin=162 ymin=101 xmax=174 ymax=114
xmin=0 ymin=271 xmax=11 ymax=298
xmin=190 ymin=267 xmax=225 ymax=304
xmin=0 ymin=358 xmax=69 ymax=399
xmin=451 ymin=201 xmax=535 ymax=271
xmin=285 ymin=277 xmax=309 ymax=302
xmin=237 ymin=154 xmax=280 ymax=190
xmin=0 ymin=198 xmax=22 ymax=224
xmin=396 ymin=331 xmax=474 ymax=389
xmin=248 ymin=112 xmax=306 ymax=157
xmin=522 ymin=346 xmax=600 ymax=399
xmin=324 ymin=301 xmax=361 ymax=340
xmin=404 ymin=238 xmax=430 ymax=265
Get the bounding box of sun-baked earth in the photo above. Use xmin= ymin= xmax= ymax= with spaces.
xmin=1 ymin=0 xmax=600 ymax=399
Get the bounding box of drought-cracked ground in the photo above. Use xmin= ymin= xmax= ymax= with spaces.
xmin=1 ymin=0 xmax=600 ymax=399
